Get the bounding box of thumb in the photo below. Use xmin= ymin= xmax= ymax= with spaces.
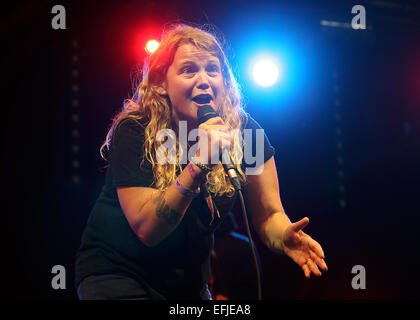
xmin=291 ymin=217 xmax=309 ymax=232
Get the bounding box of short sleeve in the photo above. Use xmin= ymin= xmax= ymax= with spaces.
xmin=241 ymin=114 xmax=275 ymax=171
xmin=109 ymin=118 xmax=155 ymax=188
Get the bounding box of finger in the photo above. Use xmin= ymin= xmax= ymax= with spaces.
xmin=220 ymin=137 xmax=232 ymax=149
xmin=207 ymin=125 xmax=229 ymax=131
xmin=217 ymin=128 xmax=232 ymax=137
xmin=309 ymin=251 xmax=328 ymax=271
xmin=200 ymin=126 xmax=229 ymax=134
xmin=291 ymin=217 xmax=309 ymax=232
xmin=308 ymin=238 xmax=325 ymax=259
xmin=307 ymin=258 xmax=322 ymax=277
xmin=203 ymin=117 xmax=225 ymax=125
xmin=207 ymin=128 xmax=231 ymax=137
xmin=302 ymin=263 xmax=311 ymax=279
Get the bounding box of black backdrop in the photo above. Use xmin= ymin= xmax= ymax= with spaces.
xmin=4 ymin=0 xmax=420 ymax=299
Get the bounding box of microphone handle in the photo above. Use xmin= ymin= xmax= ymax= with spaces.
xmin=221 ymin=149 xmax=242 ymax=191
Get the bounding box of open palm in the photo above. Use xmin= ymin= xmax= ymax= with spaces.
xmin=282 ymin=217 xmax=328 ymax=278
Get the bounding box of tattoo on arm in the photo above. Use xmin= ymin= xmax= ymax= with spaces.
xmin=153 ymin=193 xmax=181 ymax=226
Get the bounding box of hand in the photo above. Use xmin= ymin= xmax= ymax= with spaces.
xmin=282 ymin=217 xmax=328 ymax=278
xmin=195 ymin=116 xmax=231 ymax=168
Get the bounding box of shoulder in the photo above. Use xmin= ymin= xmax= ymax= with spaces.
xmin=108 ymin=115 xmax=150 ymax=153
xmin=113 ymin=116 xmax=149 ymax=141
xmin=241 ymin=112 xmax=264 ymax=130
xmin=115 ymin=116 xmax=149 ymax=134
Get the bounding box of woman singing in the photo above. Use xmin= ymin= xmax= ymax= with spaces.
xmin=75 ymin=24 xmax=327 ymax=300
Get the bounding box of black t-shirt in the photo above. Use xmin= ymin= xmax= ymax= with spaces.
xmin=75 ymin=113 xmax=275 ymax=299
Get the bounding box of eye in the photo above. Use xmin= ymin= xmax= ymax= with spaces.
xmin=181 ymin=65 xmax=196 ymax=73
xmin=207 ymin=64 xmax=219 ymax=73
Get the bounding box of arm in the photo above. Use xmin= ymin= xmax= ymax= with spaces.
xmin=117 ymin=163 xmax=204 ymax=247
xmin=244 ymin=156 xmax=328 ymax=278
xmin=117 ymin=116 xmax=230 ymax=247
xmin=243 ymin=156 xmax=291 ymax=250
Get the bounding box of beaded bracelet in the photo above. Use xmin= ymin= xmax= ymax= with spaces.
xmin=174 ymin=177 xmax=200 ymax=198
xmin=187 ymin=163 xmax=206 ymax=183
xmin=190 ymin=156 xmax=213 ymax=173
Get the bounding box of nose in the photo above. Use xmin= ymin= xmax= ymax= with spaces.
xmin=196 ymin=71 xmax=210 ymax=90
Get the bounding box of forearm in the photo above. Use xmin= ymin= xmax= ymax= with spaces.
xmin=260 ymin=211 xmax=292 ymax=252
xmin=135 ymin=164 xmax=204 ymax=246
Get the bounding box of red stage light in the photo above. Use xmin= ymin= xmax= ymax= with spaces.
xmin=145 ymin=40 xmax=159 ymax=55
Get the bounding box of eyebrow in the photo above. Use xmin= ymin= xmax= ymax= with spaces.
xmin=178 ymin=58 xmax=220 ymax=66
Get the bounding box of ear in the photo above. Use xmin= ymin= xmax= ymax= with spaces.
xmin=155 ymin=82 xmax=168 ymax=96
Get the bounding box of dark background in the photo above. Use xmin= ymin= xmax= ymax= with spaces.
xmin=4 ymin=0 xmax=420 ymax=299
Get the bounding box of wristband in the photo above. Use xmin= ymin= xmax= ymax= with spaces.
xmin=174 ymin=177 xmax=200 ymax=198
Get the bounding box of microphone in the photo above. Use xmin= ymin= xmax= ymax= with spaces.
xmin=197 ymin=106 xmax=262 ymax=299
xmin=197 ymin=105 xmax=241 ymax=191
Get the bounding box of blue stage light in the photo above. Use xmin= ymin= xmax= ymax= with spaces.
xmin=252 ymin=58 xmax=280 ymax=87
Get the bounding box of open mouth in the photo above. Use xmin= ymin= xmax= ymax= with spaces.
xmin=192 ymin=94 xmax=213 ymax=105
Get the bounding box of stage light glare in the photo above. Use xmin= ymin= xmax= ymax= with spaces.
xmin=252 ymin=59 xmax=279 ymax=87
xmin=145 ymin=40 xmax=159 ymax=55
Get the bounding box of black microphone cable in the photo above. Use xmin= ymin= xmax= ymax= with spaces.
xmin=236 ymin=186 xmax=262 ymax=300
xmin=197 ymin=105 xmax=262 ymax=300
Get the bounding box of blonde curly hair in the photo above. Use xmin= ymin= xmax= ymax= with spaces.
xmin=100 ymin=24 xmax=247 ymax=197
